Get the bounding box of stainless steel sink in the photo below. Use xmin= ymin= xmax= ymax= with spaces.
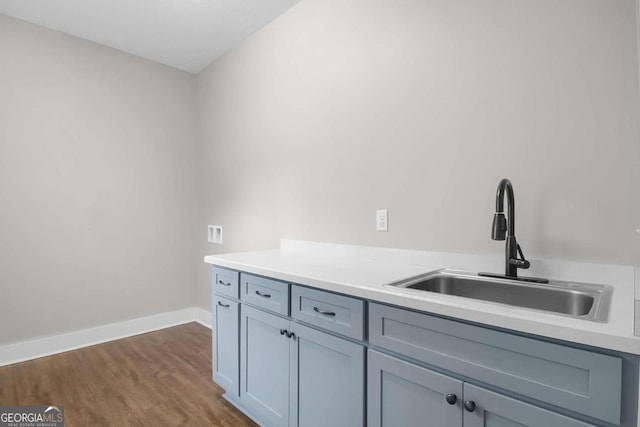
xmin=387 ymin=270 xmax=612 ymax=322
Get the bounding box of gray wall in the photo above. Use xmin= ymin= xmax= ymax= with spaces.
xmin=196 ymin=0 xmax=640 ymax=308
xmin=0 ymin=16 xmax=199 ymax=344
xmin=2 ymin=0 xmax=639 ymax=334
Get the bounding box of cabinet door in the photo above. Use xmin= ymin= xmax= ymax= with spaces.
xmin=290 ymin=323 xmax=364 ymax=427
xmin=240 ymin=304 xmax=291 ymax=427
xmin=463 ymin=384 xmax=596 ymax=427
xmin=212 ymin=294 xmax=239 ymax=397
xmin=368 ymin=350 xmax=462 ymax=427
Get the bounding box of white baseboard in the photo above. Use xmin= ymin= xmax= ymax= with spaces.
xmin=0 ymin=307 xmax=213 ymax=367
xmin=193 ymin=307 xmax=212 ymax=329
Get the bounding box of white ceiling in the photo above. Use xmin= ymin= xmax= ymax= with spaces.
xmin=0 ymin=0 xmax=299 ymax=73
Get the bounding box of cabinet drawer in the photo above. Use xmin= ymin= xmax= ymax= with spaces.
xmin=212 ymin=266 xmax=239 ymax=299
xmin=240 ymin=273 xmax=289 ymax=316
xmin=369 ymin=303 xmax=622 ymax=425
xmin=291 ymin=285 xmax=364 ymax=340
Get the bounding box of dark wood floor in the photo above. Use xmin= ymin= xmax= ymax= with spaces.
xmin=0 ymin=323 xmax=256 ymax=426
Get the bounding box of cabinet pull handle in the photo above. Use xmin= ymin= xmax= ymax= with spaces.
xmin=218 ymin=280 xmax=231 ymax=286
xmin=464 ymin=401 xmax=476 ymax=412
xmin=217 ymin=301 xmax=230 ymax=308
xmin=313 ymin=307 xmax=336 ymax=316
xmin=255 ymin=290 xmax=272 ymax=298
xmin=445 ymin=394 xmax=457 ymax=405
xmin=280 ymin=329 xmax=295 ymax=339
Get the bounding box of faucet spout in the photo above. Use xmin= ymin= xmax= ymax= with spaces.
xmin=493 ymin=179 xmax=514 ymax=239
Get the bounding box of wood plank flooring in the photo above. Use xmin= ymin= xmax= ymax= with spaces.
xmin=0 ymin=322 xmax=256 ymax=426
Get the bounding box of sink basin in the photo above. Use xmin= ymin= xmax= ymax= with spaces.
xmin=387 ymin=270 xmax=612 ymax=322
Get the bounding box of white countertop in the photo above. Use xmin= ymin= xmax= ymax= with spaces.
xmin=204 ymin=240 xmax=640 ymax=355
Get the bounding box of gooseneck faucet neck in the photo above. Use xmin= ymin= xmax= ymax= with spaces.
xmin=496 ymin=178 xmax=515 ymax=237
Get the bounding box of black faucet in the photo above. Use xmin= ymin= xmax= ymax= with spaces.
xmin=479 ymin=179 xmax=548 ymax=283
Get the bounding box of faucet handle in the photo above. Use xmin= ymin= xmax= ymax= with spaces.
xmin=509 ymin=244 xmax=530 ymax=269
xmin=509 ymin=258 xmax=530 ymax=269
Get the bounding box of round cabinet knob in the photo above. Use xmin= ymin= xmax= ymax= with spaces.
xmin=464 ymin=401 xmax=476 ymax=412
xmin=445 ymin=394 xmax=457 ymax=405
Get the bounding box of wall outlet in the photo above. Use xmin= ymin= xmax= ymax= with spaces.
xmin=376 ymin=210 xmax=388 ymax=232
xmin=207 ymin=225 xmax=223 ymax=244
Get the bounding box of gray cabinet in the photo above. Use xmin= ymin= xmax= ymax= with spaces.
xmin=368 ymin=350 xmax=596 ymax=427
xmin=211 ymin=266 xmax=241 ymax=400
xmin=291 ymin=323 xmax=364 ymax=427
xmin=212 ymin=294 xmax=240 ymax=397
xmin=240 ymin=304 xmax=291 ymax=427
xmin=210 ymin=266 xmax=635 ymax=427
xmin=368 ymin=349 xmax=462 ymax=427
xmin=240 ymin=304 xmax=365 ymax=427
xmin=369 ymin=302 xmax=622 ymax=425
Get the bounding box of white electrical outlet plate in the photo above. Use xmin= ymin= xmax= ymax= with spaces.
xmin=208 ymin=225 xmax=223 ymax=244
xmin=376 ymin=210 xmax=388 ymax=232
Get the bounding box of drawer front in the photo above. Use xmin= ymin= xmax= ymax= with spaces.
xmin=212 ymin=266 xmax=239 ymax=299
xmin=369 ymin=303 xmax=622 ymax=425
xmin=240 ymin=273 xmax=289 ymax=316
xmin=291 ymin=285 xmax=364 ymax=340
